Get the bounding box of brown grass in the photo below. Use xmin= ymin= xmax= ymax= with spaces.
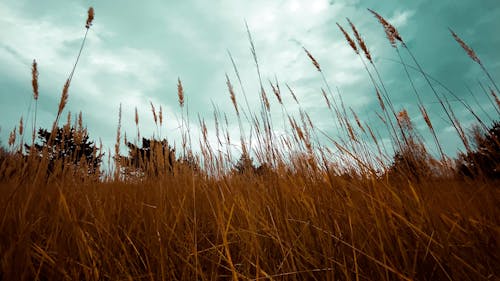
xmin=0 ymin=6 xmax=499 ymax=281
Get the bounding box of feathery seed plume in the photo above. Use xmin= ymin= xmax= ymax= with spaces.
xmin=397 ymin=109 xmax=412 ymax=131
xmin=321 ymin=89 xmax=331 ymax=109
xmin=226 ymin=75 xmax=239 ymax=115
xmin=350 ymin=108 xmax=365 ymax=133
xmin=337 ymin=23 xmax=358 ymax=54
xmin=8 ymin=127 xmax=16 ymax=146
xmin=286 ymin=84 xmax=299 ymax=104
xmin=31 ymin=60 xmax=39 ymax=100
xmin=449 ymin=28 xmax=481 ymax=64
xmin=347 ymin=18 xmax=372 ymax=62
xmin=150 ymin=101 xmax=157 ymax=125
xmin=159 ymin=105 xmax=163 ymax=126
xmin=491 ymin=89 xmax=500 ymax=111
xmin=115 ymin=103 xmax=122 ymax=156
xmin=78 ymin=111 xmax=83 ymax=129
xmin=419 ymin=106 xmax=433 ymax=130
xmin=303 ymin=47 xmax=321 ymax=72
xmin=270 ymin=81 xmax=282 ymax=105
xmin=261 ymin=88 xmax=270 ymax=112
xmin=177 ymin=78 xmax=184 ymax=107
xmin=58 ymin=79 xmax=70 ymax=117
xmin=135 ymin=107 xmax=139 ymax=126
xmin=19 ymin=117 xmax=24 ymax=136
xmin=375 ymin=88 xmax=385 ymax=111
xmin=368 ymin=9 xmax=403 ymax=47
xmin=85 ymin=7 xmax=94 ymax=29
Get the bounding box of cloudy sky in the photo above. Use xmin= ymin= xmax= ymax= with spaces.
xmin=1 ymin=0 xmax=499 ymax=161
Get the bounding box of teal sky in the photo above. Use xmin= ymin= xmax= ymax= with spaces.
xmin=1 ymin=0 xmax=499 ymax=160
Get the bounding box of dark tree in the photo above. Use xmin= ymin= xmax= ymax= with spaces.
xmin=387 ymin=140 xmax=434 ymax=181
xmin=119 ymin=138 xmax=176 ymax=177
xmin=25 ymin=126 xmax=103 ymax=176
xmin=233 ymin=152 xmax=270 ymax=176
xmin=233 ymin=152 xmax=256 ymax=174
xmin=386 ymin=111 xmax=436 ymax=181
xmin=457 ymin=121 xmax=500 ymax=179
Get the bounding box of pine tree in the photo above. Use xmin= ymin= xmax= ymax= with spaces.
xmin=25 ymin=126 xmax=102 ymax=176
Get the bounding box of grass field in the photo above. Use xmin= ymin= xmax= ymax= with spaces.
xmin=0 ymin=7 xmax=499 ymax=281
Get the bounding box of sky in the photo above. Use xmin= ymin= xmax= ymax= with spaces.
xmin=1 ymin=0 xmax=499 ymax=163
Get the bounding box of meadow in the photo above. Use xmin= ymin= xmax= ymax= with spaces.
xmin=0 ymin=7 xmax=499 ymax=281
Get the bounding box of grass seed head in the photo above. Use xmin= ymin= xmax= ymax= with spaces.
xmin=19 ymin=117 xmax=24 ymax=136
xmin=337 ymin=22 xmax=358 ymax=54
xmin=86 ymin=7 xmax=94 ymax=29
xmin=177 ymin=78 xmax=184 ymax=108
xmin=58 ymin=79 xmax=70 ymax=117
xmin=303 ymin=47 xmax=321 ymax=72
xmin=449 ymin=28 xmax=481 ymax=64
xmin=31 ymin=59 xmax=39 ymax=100
xmin=159 ymin=105 xmax=163 ymax=126
xmin=368 ymin=9 xmax=403 ymax=47
xmin=490 ymin=89 xmax=500 ymax=111
xmin=8 ymin=127 xmax=16 ymax=146
xmin=270 ymin=81 xmax=283 ymax=105
xmin=261 ymin=87 xmax=270 ymax=112
xmin=150 ymin=101 xmax=157 ymax=125
xmin=135 ymin=107 xmax=139 ymax=126
xmin=347 ymin=18 xmax=372 ymax=62
xmin=397 ymin=109 xmax=412 ymax=131
xmin=226 ymin=74 xmax=239 ymax=115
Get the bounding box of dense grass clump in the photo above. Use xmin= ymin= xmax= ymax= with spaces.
xmin=1 ymin=7 xmax=499 ymax=281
